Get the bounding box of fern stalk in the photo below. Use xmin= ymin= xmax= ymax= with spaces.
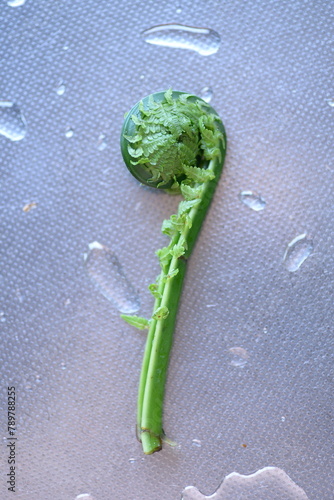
xmin=120 ymin=90 xmax=226 ymax=454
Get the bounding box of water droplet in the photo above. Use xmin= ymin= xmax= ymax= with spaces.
xmin=56 ymin=80 xmax=66 ymax=96
xmin=191 ymin=439 xmax=202 ymax=447
xmin=228 ymin=347 xmax=249 ymax=368
xmin=181 ymin=466 xmax=309 ymax=499
xmin=7 ymin=0 xmax=26 ymax=6
xmin=128 ymin=457 xmax=137 ymax=463
xmin=281 ymin=416 xmax=286 ymax=422
xmin=200 ymin=87 xmax=213 ymax=103
xmin=0 ymin=311 xmax=6 ymax=323
xmin=326 ymin=98 xmax=334 ymax=107
xmin=239 ymin=191 xmax=266 ymax=211
xmin=65 ymin=127 xmax=74 ymax=138
xmin=84 ymin=241 xmax=140 ymax=314
xmin=60 ymin=362 xmax=67 ymax=370
xmin=142 ymin=24 xmax=221 ymax=56
xmin=283 ymin=234 xmax=313 ymax=272
xmin=97 ymin=133 xmax=107 ymax=151
xmin=0 ymin=102 xmax=26 ymax=141
xmin=176 ymin=7 xmax=182 ymax=14
xmin=75 ymin=495 xmax=95 ymax=500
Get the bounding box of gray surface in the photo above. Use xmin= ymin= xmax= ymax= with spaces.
xmin=0 ymin=0 xmax=333 ymax=499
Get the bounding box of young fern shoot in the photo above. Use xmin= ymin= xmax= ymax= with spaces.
xmin=120 ymin=89 xmax=226 ymax=454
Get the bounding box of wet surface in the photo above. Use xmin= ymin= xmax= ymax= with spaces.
xmin=0 ymin=0 xmax=332 ymax=499
xmin=182 ymin=467 xmax=309 ymax=499
xmin=142 ymin=24 xmax=221 ymax=56
xmin=84 ymin=241 xmax=140 ymax=314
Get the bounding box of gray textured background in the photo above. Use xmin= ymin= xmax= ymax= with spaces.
xmin=0 ymin=0 xmax=333 ymax=499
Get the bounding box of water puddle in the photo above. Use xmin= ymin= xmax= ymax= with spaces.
xmin=239 ymin=191 xmax=266 ymax=211
xmin=283 ymin=234 xmax=313 ymax=272
xmin=142 ymin=24 xmax=221 ymax=56
xmin=0 ymin=101 xmax=27 ymax=141
xmin=7 ymin=0 xmax=26 ymax=6
xmin=74 ymin=495 xmax=95 ymax=500
xmin=84 ymin=241 xmax=140 ymax=314
xmin=181 ymin=466 xmax=309 ymax=499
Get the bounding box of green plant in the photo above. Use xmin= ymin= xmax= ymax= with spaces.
xmin=120 ymin=89 xmax=226 ymax=454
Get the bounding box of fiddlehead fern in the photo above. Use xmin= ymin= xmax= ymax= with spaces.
xmin=120 ymin=89 xmax=226 ymax=454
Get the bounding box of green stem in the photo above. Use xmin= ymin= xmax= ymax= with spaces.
xmin=140 ymin=256 xmax=186 ymax=453
xmin=137 ymin=155 xmax=224 ymax=454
